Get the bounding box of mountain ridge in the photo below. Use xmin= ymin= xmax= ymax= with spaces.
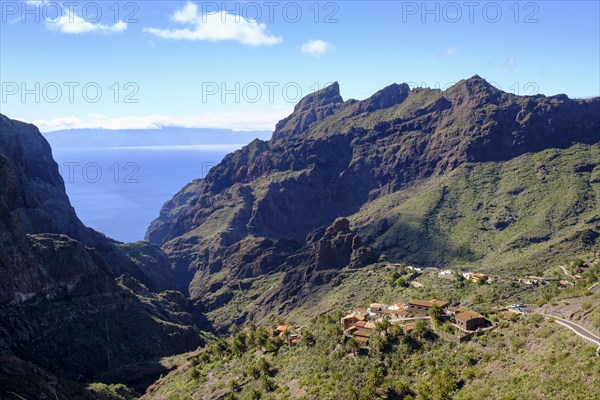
xmin=145 ymin=76 xmax=600 ymax=331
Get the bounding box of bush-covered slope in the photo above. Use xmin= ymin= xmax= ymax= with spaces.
xmin=352 ymin=143 xmax=600 ymax=274
xmin=142 ymin=307 xmax=600 ymax=400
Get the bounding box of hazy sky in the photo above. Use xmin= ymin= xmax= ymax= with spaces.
xmin=1 ymin=0 xmax=598 ymax=131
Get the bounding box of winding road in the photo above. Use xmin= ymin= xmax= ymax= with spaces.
xmin=541 ymin=312 xmax=600 ymax=356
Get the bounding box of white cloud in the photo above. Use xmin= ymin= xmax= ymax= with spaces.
xmin=300 ymin=39 xmax=333 ymax=58
xmin=143 ymin=2 xmax=281 ymax=46
xmin=48 ymin=10 xmax=127 ymax=34
xmin=441 ymin=46 xmax=460 ymax=58
xmin=506 ymin=55 xmax=518 ymax=68
xmin=32 ymin=109 xmax=292 ymax=132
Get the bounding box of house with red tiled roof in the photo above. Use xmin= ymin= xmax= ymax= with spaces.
xmin=272 ymin=325 xmax=295 ymax=337
xmin=446 ymin=305 xmax=467 ymax=316
xmin=406 ymin=299 xmax=449 ymax=316
xmin=354 ymin=308 xmax=369 ymax=316
xmin=341 ymin=313 xmax=366 ymax=329
xmin=354 ymin=321 xmax=376 ymax=332
xmin=455 ymin=311 xmax=488 ymax=331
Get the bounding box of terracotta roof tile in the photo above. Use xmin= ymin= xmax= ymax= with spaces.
xmin=456 ymin=310 xmax=485 ymax=322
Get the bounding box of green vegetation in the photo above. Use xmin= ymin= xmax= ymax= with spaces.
xmin=144 ymin=309 xmax=599 ymax=400
xmin=352 ymin=144 xmax=600 ymax=276
xmin=87 ymin=383 xmax=138 ymax=400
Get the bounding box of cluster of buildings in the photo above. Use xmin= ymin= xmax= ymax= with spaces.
xmin=460 ymin=272 xmax=490 ymax=283
xmin=432 ymin=267 xmax=490 ymax=283
xmin=518 ymin=275 xmax=574 ymax=289
xmin=518 ymin=276 xmax=548 ymax=286
xmin=268 ymin=325 xmax=302 ymax=346
xmin=341 ymin=298 xmax=490 ymax=346
xmin=387 ymin=264 xmax=492 ymax=288
xmin=341 ymin=313 xmax=375 ymax=346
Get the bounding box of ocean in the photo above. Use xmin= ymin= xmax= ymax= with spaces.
xmin=50 ymin=145 xmax=240 ymax=243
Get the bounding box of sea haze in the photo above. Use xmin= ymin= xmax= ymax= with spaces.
xmin=44 ymin=128 xmax=272 ymax=242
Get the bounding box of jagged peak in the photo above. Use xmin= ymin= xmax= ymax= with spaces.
xmin=293 ymin=81 xmax=343 ymax=112
xmin=356 ymin=82 xmax=411 ymax=112
xmin=273 ymin=82 xmax=344 ymax=138
xmin=442 ymin=75 xmax=502 ymax=105
xmin=450 ymin=75 xmax=500 ymax=93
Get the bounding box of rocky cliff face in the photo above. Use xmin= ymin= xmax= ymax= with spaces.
xmin=146 ymin=75 xmax=600 ymax=331
xmin=0 ymin=114 xmax=177 ymax=292
xmin=0 ymin=115 xmax=203 ymax=392
xmin=0 ymin=115 xmax=101 ymax=244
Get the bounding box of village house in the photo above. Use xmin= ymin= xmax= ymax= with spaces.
xmin=368 ymin=303 xmax=389 ymax=315
xmin=430 ymin=299 xmax=450 ymax=308
xmin=385 ymin=303 xmax=408 ymax=319
xmin=288 ymin=333 xmax=302 ymax=346
xmin=406 ymin=299 xmax=432 ymax=316
xmin=406 ymin=265 xmax=423 ymax=273
xmin=403 ymin=322 xmax=417 ymax=334
xmin=461 ymin=272 xmax=489 ymax=283
xmin=271 ymin=325 xmax=295 ymax=337
xmin=354 ymin=308 xmax=369 ymax=317
xmin=470 ymin=273 xmax=489 ymax=283
xmin=446 ymin=305 xmax=467 ymax=317
xmin=559 ymin=280 xmax=573 ymax=288
xmin=438 ymin=269 xmax=455 ymax=277
xmin=341 ymin=313 xmax=365 ymax=329
xmin=353 ymin=332 xmax=370 ymax=346
xmin=405 ymin=299 xmax=449 ymax=316
xmin=519 ymin=276 xmax=547 ymax=286
xmin=344 ymin=320 xmax=376 ymax=347
xmin=387 ymin=308 xmax=408 ymax=319
xmin=455 ymin=311 xmax=488 ymax=331
xmin=354 ymin=321 xmax=376 ymax=332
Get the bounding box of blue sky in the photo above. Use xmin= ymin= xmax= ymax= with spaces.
xmin=1 ymin=0 xmax=598 ymax=131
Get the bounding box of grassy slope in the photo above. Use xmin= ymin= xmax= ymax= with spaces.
xmin=352 ymin=143 xmax=600 ymax=275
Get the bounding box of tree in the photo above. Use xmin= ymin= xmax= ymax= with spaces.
xmin=303 ymin=330 xmax=316 ymax=346
xmin=215 ymin=339 xmax=229 ymax=359
xmin=431 ymin=369 xmax=460 ymax=400
xmin=386 ymin=380 xmax=411 ymax=399
xmin=389 ymin=324 xmax=405 ymax=340
xmin=265 ymin=336 xmax=283 ymax=353
xmin=429 ymin=304 xmax=444 ymax=323
xmin=257 ymin=358 xmax=274 ymax=376
xmin=261 ymin=375 xmax=277 ymax=392
xmin=346 ymin=337 xmax=361 ymax=356
xmin=412 ymin=320 xmax=430 ymax=339
xmin=247 ymin=365 xmax=261 ymax=379
xmin=366 ymin=366 xmax=384 ymax=387
xmin=255 ymin=327 xmax=269 ymax=347
xmin=369 ymin=333 xmax=388 ymax=354
xmin=189 ymin=366 xmax=202 ymax=380
xmin=229 ymin=332 xmax=247 ymax=356
xmin=228 ymin=324 xmax=240 ymax=336
xmin=573 ymin=258 xmax=587 ymax=270
xmin=375 ymin=319 xmax=391 ymax=335
xmin=388 ymin=271 xmax=401 ymax=286
xmin=248 ymin=388 xmax=262 ymax=400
